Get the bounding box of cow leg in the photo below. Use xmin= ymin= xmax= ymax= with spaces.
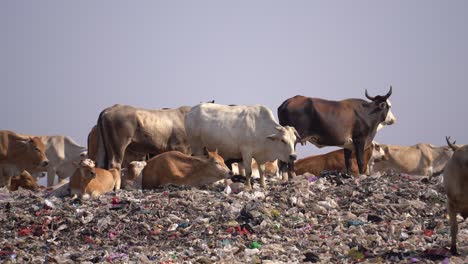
xmin=278 ymin=160 xmax=288 ymax=182
xmin=344 ymin=148 xmax=352 ymax=174
xmin=449 ymin=206 xmax=458 ymax=255
xmin=354 ymin=141 xmax=366 ymax=175
xmin=288 ymin=161 xmax=296 ymax=179
xmin=47 ymin=168 xmax=56 ymax=187
xmin=258 ymin=163 xmax=266 ymax=189
xmin=242 ymin=153 xmax=253 ymax=191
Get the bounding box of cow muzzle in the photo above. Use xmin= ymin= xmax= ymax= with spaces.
xmin=385 ymin=110 xmax=396 ymax=125
xmin=289 ymin=154 xmax=297 ymax=161
xmin=41 ymin=160 xmax=49 ymax=167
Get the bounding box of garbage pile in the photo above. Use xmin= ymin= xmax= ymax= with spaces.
xmin=0 ymin=172 xmax=467 ymax=263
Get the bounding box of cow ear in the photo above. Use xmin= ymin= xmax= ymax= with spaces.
xmin=378 ymin=102 xmax=387 ymax=109
xmin=203 ymin=147 xmax=210 ymax=157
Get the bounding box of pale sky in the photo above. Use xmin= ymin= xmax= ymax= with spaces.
xmin=1 ymin=1 xmax=467 ymax=158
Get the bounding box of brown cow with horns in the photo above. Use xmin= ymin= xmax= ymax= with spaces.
xmin=277 ymin=87 xmax=396 ymax=179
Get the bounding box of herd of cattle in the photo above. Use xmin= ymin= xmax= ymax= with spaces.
xmin=1 ymin=87 xmax=467 ymax=254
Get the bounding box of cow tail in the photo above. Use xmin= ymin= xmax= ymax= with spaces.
xmin=96 ymin=110 xmax=109 ymax=169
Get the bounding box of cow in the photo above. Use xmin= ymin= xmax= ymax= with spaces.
xmin=185 ymin=103 xmax=299 ymax=190
xmin=142 ymin=149 xmax=232 ymax=189
xmin=87 ymin=125 xmax=149 ymax=168
xmin=9 ymin=170 xmax=43 ymax=191
xmin=1 ymin=135 xmax=87 ymax=187
xmin=121 ymin=160 xmax=147 ymax=189
xmin=0 ymin=130 xmax=49 ymax=187
xmin=69 ymin=159 xmax=121 ymax=198
xmin=95 ymin=104 xmax=192 ymax=170
xmin=294 ymin=142 xmax=384 ymax=176
xmin=277 ymin=87 xmax=396 ymax=178
xmin=371 ymin=143 xmax=453 ymax=177
xmin=443 ymin=136 xmax=468 ymax=255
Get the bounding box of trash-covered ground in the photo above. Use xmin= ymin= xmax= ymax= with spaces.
xmin=1 ymin=172 xmax=467 ymax=263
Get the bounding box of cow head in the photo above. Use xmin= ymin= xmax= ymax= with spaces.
xmin=371 ymin=142 xmax=385 ymax=162
xmin=18 ymin=137 xmax=49 ymax=169
xmin=74 ymin=159 xmax=97 ymax=180
xmin=203 ymin=147 xmax=232 ymax=179
xmin=267 ymin=126 xmax=299 ymax=163
xmin=9 ymin=170 xmax=42 ymax=192
xmin=126 ymin=161 xmax=147 ymax=181
xmin=365 ymin=86 xmax=396 ymax=130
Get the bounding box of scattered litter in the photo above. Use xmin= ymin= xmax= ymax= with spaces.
xmin=0 ymin=172 xmax=465 ymax=263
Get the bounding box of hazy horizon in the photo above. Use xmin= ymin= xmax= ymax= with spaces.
xmin=2 ymin=1 xmax=467 ymax=159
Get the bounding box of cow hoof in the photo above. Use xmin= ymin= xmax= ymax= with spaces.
xmin=451 ymin=246 xmax=458 ymax=256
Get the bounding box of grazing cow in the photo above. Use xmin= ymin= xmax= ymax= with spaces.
xmin=295 ymin=142 xmax=384 ymax=176
xmin=121 ymin=161 xmax=147 ymax=189
xmin=0 ymin=130 xmax=49 ymax=187
xmin=9 ymin=170 xmax=43 ymax=191
xmin=87 ymin=125 xmax=148 ymax=168
xmin=95 ymin=104 xmax=191 ymax=170
xmin=443 ymin=137 xmax=468 ymax=255
xmin=70 ymin=159 xmax=121 ymax=198
xmin=185 ymin=103 xmax=299 ymax=190
xmin=278 ymin=87 xmax=396 ymax=177
xmin=371 ymin=143 xmax=453 ymax=176
xmin=142 ymin=149 xmax=232 ymax=189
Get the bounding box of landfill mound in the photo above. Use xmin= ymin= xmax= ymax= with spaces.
xmin=1 ymin=172 xmax=467 ymax=263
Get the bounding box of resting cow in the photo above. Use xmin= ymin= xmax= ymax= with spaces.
xmin=95 ymin=104 xmax=191 ymax=170
xmin=0 ymin=130 xmax=49 ymax=187
xmin=278 ymin=87 xmax=396 ymax=177
xmin=295 ymin=142 xmax=384 ymax=176
xmin=121 ymin=161 xmax=147 ymax=189
xmin=372 ymin=143 xmax=453 ymax=176
xmin=142 ymin=149 xmax=231 ymax=189
xmin=444 ymin=137 xmax=468 ymax=255
xmin=185 ymin=103 xmax=299 ymax=190
xmin=9 ymin=170 xmax=43 ymax=191
xmin=70 ymin=159 xmax=121 ymax=198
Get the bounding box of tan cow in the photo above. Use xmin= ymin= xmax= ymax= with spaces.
xmin=70 ymin=159 xmax=121 ymax=198
xmin=142 ymin=149 xmax=232 ymax=189
xmin=0 ymin=130 xmax=49 ymax=187
xmin=444 ymin=137 xmax=468 ymax=255
xmin=372 ymin=143 xmax=453 ymax=176
xmin=87 ymin=125 xmax=148 ymax=168
xmin=9 ymin=170 xmax=43 ymax=191
xmin=294 ymin=143 xmax=383 ymax=176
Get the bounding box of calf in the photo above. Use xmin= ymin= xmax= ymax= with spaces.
xmin=70 ymin=159 xmax=121 ymax=198
xmin=444 ymin=137 xmax=468 ymax=255
xmin=295 ymin=143 xmax=383 ymax=176
xmin=9 ymin=170 xmax=43 ymax=191
xmin=142 ymin=149 xmax=232 ymax=189
xmin=121 ymin=161 xmax=147 ymax=189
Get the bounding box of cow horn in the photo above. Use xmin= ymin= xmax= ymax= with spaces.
xmin=446 ymin=136 xmax=459 ymax=151
xmin=383 ymin=86 xmax=393 ymax=100
xmin=365 ymin=89 xmax=376 ymax=101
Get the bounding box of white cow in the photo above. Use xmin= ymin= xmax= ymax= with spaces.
xmin=185 ymin=103 xmax=299 ymax=190
xmin=0 ymin=135 xmax=87 ymax=187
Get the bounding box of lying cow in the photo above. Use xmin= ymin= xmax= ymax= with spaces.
xmin=70 ymin=159 xmax=121 ymax=198
xmin=0 ymin=130 xmax=49 ymax=187
xmin=9 ymin=170 xmax=43 ymax=191
xmin=121 ymin=161 xmax=147 ymax=189
xmin=185 ymin=103 xmax=299 ymax=190
xmin=95 ymin=104 xmax=192 ymax=170
xmin=444 ymin=137 xmax=468 ymax=255
xmin=371 ymin=143 xmax=453 ymax=176
xmin=295 ymin=142 xmax=384 ymax=176
xmin=142 ymin=149 xmax=232 ymax=189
